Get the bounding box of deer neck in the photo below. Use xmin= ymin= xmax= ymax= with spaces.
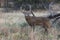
xmin=23 ymin=11 xmax=35 ymax=17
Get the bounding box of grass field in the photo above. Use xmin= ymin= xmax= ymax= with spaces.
xmin=0 ymin=11 xmax=60 ymax=40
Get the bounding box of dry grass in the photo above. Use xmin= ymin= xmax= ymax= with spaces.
xmin=0 ymin=12 xmax=60 ymax=40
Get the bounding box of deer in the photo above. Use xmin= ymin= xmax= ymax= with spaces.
xmin=22 ymin=3 xmax=60 ymax=31
xmin=22 ymin=2 xmax=60 ymax=40
xmin=20 ymin=4 xmax=52 ymax=40
xmin=21 ymin=3 xmax=60 ymax=40
xmin=21 ymin=4 xmax=53 ymax=33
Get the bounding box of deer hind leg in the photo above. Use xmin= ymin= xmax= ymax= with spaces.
xmin=42 ymin=25 xmax=48 ymax=34
xmin=43 ymin=21 xmax=51 ymax=34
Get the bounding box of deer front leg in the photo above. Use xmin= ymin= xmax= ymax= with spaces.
xmin=30 ymin=26 xmax=35 ymax=40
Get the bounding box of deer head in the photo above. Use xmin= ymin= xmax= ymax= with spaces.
xmin=20 ymin=4 xmax=35 ymax=16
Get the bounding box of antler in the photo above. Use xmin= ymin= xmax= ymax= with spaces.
xmin=20 ymin=4 xmax=35 ymax=16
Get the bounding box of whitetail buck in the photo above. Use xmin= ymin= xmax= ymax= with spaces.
xmin=21 ymin=3 xmax=60 ymax=40
xmin=21 ymin=3 xmax=60 ymax=32
xmin=21 ymin=4 xmax=52 ymax=40
xmin=21 ymin=4 xmax=52 ymax=33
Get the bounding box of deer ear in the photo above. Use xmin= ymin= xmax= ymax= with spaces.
xmin=20 ymin=7 xmax=25 ymax=13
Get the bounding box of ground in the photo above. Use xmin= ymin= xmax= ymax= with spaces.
xmin=0 ymin=11 xmax=60 ymax=40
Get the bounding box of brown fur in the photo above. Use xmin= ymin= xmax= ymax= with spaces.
xmin=22 ymin=9 xmax=51 ymax=32
xmin=22 ymin=10 xmax=51 ymax=40
xmin=25 ymin=16 xmax=51 ymax=32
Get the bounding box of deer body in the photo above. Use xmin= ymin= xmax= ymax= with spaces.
xmin=25 ymin=16 xmax=50 ymax=27
xmin=23 ymin=11 xmax=51 ymax=32
xmin=22 ymin=10 xmax=51 ymax=40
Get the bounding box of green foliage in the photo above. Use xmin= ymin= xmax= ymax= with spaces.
xmin=20 ymin=22 xmax=28 ymax=27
